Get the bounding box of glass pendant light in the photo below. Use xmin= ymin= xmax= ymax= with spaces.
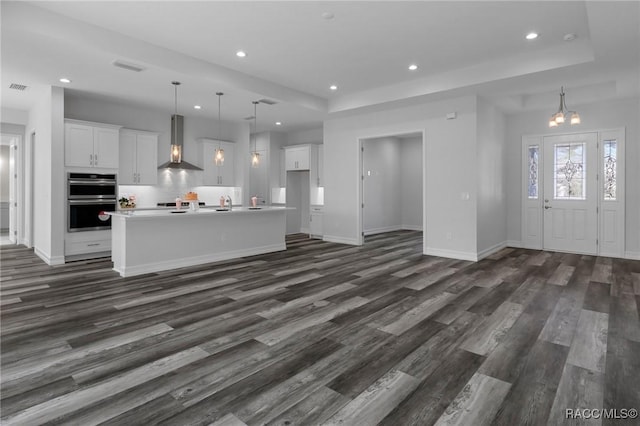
xmin=170 ymin=81 xmax=182 ymax=162
xmin=251 ymin=101 xmax=260 ymax=168
xmin=214 ymin=92 xmax=224 ymax=166
xmin=549 ymin=86 xmax=581 ymax=128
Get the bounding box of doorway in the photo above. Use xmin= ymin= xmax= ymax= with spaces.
xmin=1 ymin=133 xmax=21 ymax=245
xmin=359 ymin=132 xmax=424 ymax=245
xmin=521 ymin=129 xmax=625 ymax=257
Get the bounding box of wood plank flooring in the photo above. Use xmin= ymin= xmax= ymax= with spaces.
xmin=1 ymin=232 xmax=639 ymax=425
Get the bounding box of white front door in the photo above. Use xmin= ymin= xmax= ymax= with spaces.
xmin=542 ymin=133 xmax=598 ymax=254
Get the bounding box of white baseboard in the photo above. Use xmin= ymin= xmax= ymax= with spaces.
xmin=625 ymin=251 xmax=640 ymax=260
xmin=425 ymin=247 xmax=478 ymax=262
xmin=477 ymin=241 xmax=509 ymax=260
xmin=506 ymin=240 xmax=522 ymax=248
xmin=34 ymin=247 xmax=65 ymax=265
xmin=363 ymin=226 xmax=401 ymax=236
xmin=114 ymin=243 xmax=286 ymax=277
xmin=402 ymin=225 xmax=423 ymax=231
xmin=323 ymin=235 xmax=360 ymax=246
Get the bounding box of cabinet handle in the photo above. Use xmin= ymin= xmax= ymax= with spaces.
xmin=94 ymin=155 xmax=98 ymax=165
xmin=87 ymin=243 xmax=100 ymax=247
xmin=90 ymin=154 xmax=93 ymax=166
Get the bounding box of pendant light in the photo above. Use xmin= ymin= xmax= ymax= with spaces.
xmin=170 ymin=81 xmax=182 ymax=163
xmin=251 ymin=100 xmax=260 ymax=168
xmin=549 ymin=86 xmax=581 ymax=128
xmin=214 ymin=92 xmax=224 ymax=166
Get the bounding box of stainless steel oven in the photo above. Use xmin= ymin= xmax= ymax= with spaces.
xmin=67 ymin=173 xmax=116 ymax=232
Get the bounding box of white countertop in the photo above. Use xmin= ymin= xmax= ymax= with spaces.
xmin=107 ymin=205 xmax=292 ymax=219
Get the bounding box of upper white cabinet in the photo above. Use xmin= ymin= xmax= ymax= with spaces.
xmin=285 ymin=145 xmax=311 ymax=171
xmin=65 ymin=119 xmax=121 ymax=168
xmin=119 ymin=129 xmax=159 ymax=185
xmin=199 ymin=139 xmax=235 ymax=186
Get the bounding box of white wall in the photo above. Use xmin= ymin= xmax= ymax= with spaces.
xmin=26 ymin=86 xmax=65 ymax=264
xmin=363 ymin=137 xmax=402 ymax=234
xmin=0 ymin=146 xmax=10 ymax=202
xmin=285 ymin=127 xmax=323 ymax=145
xmin=1 ymin=108 xmax=28 ymax=126
xmin=477 ymin=98 xmax=507 ymax=255
xmin=400 ymin=136 xmax=423 ymax=230
xmin=324 ymin=95 xmax=478 ymax=259
xmin=506 ymin=96 xmax=640 ymax=256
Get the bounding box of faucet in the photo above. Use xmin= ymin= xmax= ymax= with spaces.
xmin=226 ymin=195 xmax=232 ymax=211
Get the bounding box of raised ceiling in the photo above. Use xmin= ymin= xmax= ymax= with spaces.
xmin=2 ymin=1 xmax=639 ymax=131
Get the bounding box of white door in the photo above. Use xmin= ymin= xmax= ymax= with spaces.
xmin=543 ymin=133 xmax=597 ymax=254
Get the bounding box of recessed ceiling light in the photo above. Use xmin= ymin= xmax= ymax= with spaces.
xmin=322 ymin=12 xmax=334 ymax=20
xmin=236 ymin=50 xmax=247 ymax=58
xmin=275 ymin=122 xmax=282 ymax=126
xmin=525 ymin=32 xmax=538 ymax=40
xmin=564 ymin=33 xmax=577 ymax=42
xmin=408 ymin=64 xmax=418 ymax=71
xmin=59 ymin=78 xmax=72 ymax=83
xmin=330 ymin=85 xmax=338 ymax=91
xmin=194 ymin=105 xmax=202 ymax=110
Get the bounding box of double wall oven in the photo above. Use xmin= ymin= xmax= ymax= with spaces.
xmin=67 ymin=173 xmax=117 ymax=232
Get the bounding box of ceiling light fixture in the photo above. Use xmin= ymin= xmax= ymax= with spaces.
xmin=236 ymin=50 xmax=247 ymax=58
xmin=564 ymin=33 xmax=577 ymax=42
xmin=59 ymin=78 xmax=72 ymax=83
xmin=194 ymin=105 xmax=201 ymax=110
xmin=549 ymin=86 xmax=581 ymax=128
xmin=215 ymin=92 xmax=224 ymax=166
xmin=275 ymin=122 xmax=282 ymax=126
xmin=525 ymin=32 xmax=538 ymax=40
xmin=408 ymin=64 xmax=418 ymax=71
xmin=330 ymin=85 xmax=338 ymax=91
xmin=322 ymin=12 xmax=334 ymax=20
xmin=251 ymin=101 xmax=260 ymax=168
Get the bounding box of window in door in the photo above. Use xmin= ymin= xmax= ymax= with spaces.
xmin=554 ymin=143 xmax=586 ymax=200
xmin=603 ymin=140 xmax=617 ymax=200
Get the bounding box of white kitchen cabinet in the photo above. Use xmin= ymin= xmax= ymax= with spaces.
xmin=199 ymin=139 xmax=235 ymax=186
xmin=310 ymin=205 xmax=323 ymax=238
xmin=65 ymin=120 xmax=120 ymax=168
xmin=119 ymin=129 xmax=159 ymax=185
xmin=65 ymin=230 xmax=111 ymax=258
xmin=285 ymin=145 xmax=310 ymax=171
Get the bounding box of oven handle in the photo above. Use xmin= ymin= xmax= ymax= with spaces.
xmin=68 ymin=180 xmax=117 ymax=185
xmin=68 ymin=199 xmax=116 ymax=205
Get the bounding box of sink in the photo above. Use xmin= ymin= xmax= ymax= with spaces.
xmin=216 ymin=208 xmax=229 ymax=211
xmin=171 ymin=210 xmax=187 ymax=214
xmin=249 ymin=207 xmax=262 ymax=210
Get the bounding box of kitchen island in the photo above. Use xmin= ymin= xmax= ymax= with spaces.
xmin=107 ymin=206 xmax=289 ymax=277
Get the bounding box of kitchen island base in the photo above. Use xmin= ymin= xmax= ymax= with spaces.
xmin=110 ymin=208 xmax=287 ymax=277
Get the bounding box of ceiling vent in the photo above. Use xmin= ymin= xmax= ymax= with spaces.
xmin=9 ymin=83 xmax=27 ymax=91
xmin=112 ymin=60 xmax=145 ymax=72
xmin=258 ymin=98 xmax=277 ymax=105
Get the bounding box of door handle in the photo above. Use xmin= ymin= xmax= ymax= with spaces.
xmin=544 ymin=205 xmax=552 ymax=209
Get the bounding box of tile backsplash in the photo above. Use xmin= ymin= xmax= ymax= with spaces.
xmin=119 ymin=170 xmax=242 ymax=207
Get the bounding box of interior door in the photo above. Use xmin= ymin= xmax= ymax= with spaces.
xmin=543 ymin=133 xmax=597 ymax=254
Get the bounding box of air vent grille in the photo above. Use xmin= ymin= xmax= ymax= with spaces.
xmin=9 ymin=83 xmax=27 ymax=91
xmin=112 ymin=60 xmax=145 ymax=72
xmin=258 ymin=98 xmax=277 ymax=105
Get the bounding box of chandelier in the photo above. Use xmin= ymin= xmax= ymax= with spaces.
xmin=549 ymin=86 xmax=580 ymax=128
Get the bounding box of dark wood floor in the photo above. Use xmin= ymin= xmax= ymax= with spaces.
xmin=1 ymin=232 xmax=639 ymax=425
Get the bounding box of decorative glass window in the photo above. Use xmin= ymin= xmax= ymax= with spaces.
xmin=603 ymin=140 xmax=617 ymax=200
xmin=554 ymin=143 xmax=586 ymax=200
xmin=527 ymin=146 xmax=539 ymax=199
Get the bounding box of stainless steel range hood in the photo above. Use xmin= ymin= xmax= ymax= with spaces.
xmin=158 ymin=114 xmax=203 ymax=170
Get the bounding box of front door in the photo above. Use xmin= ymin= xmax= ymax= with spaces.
xmin=542 ymin=133 xmax=598 ymax=254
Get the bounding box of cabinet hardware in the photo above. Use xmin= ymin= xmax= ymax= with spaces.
xmin=90 ymin=154 xmax=93 ymax=165
xmin=87 ymin=243 xmax=100 ymax=246
xmin=95 ymin=155 xmax=98 ymax=165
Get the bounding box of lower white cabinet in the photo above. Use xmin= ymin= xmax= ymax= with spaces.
xmin=65 ymin=230 xmax=111 ymax=257
xmin=310 ymin=205 xmax=323 ymax=239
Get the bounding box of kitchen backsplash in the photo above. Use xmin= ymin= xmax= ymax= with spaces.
xmin=119 ymin=169 xmax=242 ymax=207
